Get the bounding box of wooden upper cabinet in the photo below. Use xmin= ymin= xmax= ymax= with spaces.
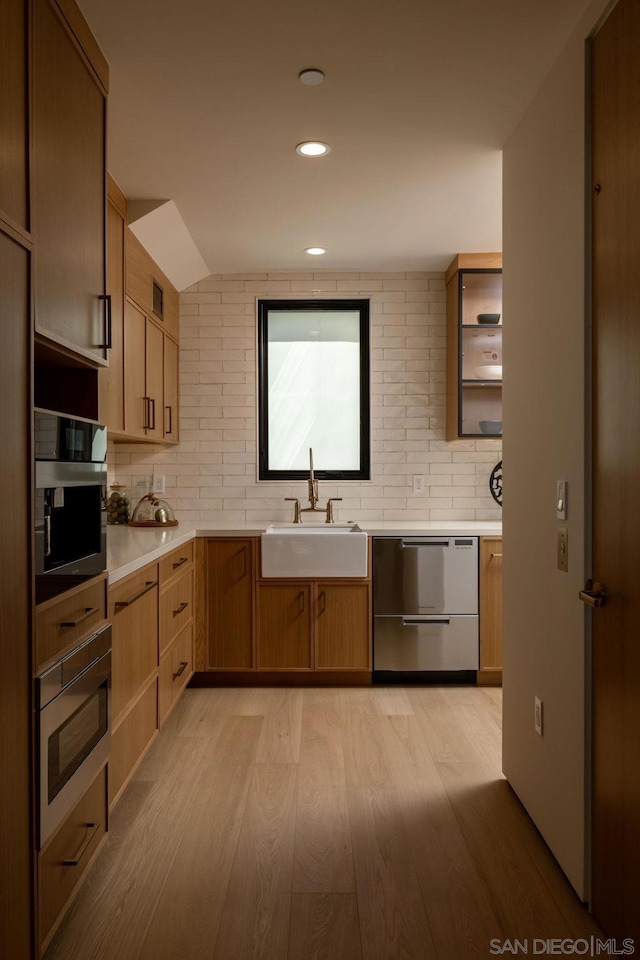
xmin=123 ymin=299 xmax=165 ymax=440
xmin=145 ymin=319 xmax=164 ymax=441
xmin=124 ymin=300 xmax=147 ymax=439
xmin=32 ymin=0 xmax=108 ymax=365
xmin=163 ymin=336 xmax=179 ymax=442
xmin=0 ymin=0 xmax=29 ymax=233
xmin=125 ymin=228 xmax=179 ymax=339
xmin=100 ymin=176 xmax=126 ymax=433
xmin=446 ymin=253 xmax=503 ymax=441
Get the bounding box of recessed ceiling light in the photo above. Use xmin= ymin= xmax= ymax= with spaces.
xmin=296 ymin=141 xmax=331 ymax=158
xmin=299 ymin=69 xmax=325 ymax=86
xmin=305 ymin=247 xmax=326 ymax=256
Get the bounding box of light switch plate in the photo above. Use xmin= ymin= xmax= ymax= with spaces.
xmin=556 ymin=480 xmax=567 ymax=520
xmin=557 ymin=527 xmax=568 ymax=572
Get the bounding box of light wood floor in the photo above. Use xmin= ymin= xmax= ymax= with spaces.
xmin=45 ymin=686 xmax=601 ymax=960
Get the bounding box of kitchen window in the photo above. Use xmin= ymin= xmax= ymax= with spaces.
xmin=257 ymin=299 xmax=370 ymax=481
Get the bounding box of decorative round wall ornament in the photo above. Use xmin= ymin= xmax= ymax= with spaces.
xmin=490 ymin=460 xmax=503 ymax=507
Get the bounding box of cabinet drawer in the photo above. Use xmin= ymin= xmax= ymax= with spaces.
xmin=36 ymin=575 xmax=108 ymax=673
xmin=159 ymin=541 xmax=194 ymax=586
xmin=109 ymin=680 xmax=158 ymax=807
xmin=39 ymin=766 xmax=107 ymax=950
xmin=160 ymin=567 xmax=193 ymax=656
xmin=110 ymin=565 xmax=159 ymax=722
xmin=159 ymin=621 xmax=193 ymax=725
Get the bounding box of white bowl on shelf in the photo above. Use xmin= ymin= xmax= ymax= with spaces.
xmin=479 ymin=420 xmax=502 ymax=435
xmin=474 ymin=364 xmax=502 ymax=380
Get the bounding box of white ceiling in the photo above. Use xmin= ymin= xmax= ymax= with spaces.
xmin=79 ymin=0 xmax=590 ymax=279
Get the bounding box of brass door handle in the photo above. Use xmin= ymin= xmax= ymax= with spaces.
xmin=491 ymin=553 xmax=503 ymax=559
xmin=579 ymin=580 xmax=607 ymax=607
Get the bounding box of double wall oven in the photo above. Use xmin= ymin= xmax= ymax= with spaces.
xmin=35 ymin=412 xmax=111 ymax=847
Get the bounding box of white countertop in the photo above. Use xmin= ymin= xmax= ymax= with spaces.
xmin=107 ymin=519 xmax=502 ymax=584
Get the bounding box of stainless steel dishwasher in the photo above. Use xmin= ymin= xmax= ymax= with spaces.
xmin=373 ymin=536 xmax=479 ymax=679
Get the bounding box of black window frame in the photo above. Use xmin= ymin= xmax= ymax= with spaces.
xmin=257 ymin=298 xmax=371 ymax=482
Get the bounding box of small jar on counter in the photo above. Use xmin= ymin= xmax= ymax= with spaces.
xmin=105 ymin=482 xmax=132 ymax=524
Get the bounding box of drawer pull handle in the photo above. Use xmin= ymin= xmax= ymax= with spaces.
xmin=318 ymin=590 xmax=326 ymax=615
xmin=114 ymin=580 xmax=158 ymax=608
xmin=173 ymin=602 xmax=189 ymax=616
xmin=490 ymin=552 xmax=503 ymax=559
xmin=60 ymin=606 xmax=99 ymax=628
xmin=402 ymin=617 xmax=451 ymax=626
xmin=172 ymin=557 xmax=188 ymax=568
xmin=173 ymin=661 xmax=188 ymax=680
xmin=63 ymin=821 xmax=99 ymax=866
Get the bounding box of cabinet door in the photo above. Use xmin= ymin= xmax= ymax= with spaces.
xmin=100 ymin=191 xmax=125 ymax=432
xmin=0 ymin=231 xmax=32 ymax=960
xmin=163 ymin=336 xmax=179 ymax=442
xmin=145 ymin=319 xmax=164 ymax=441
xmin=316 ymin=582 xmax=371 ymax=670
xmin=206 ymin=539 xmax=254 ymax=669
xmin=33 ymin=0 xmax=107 ymax=363
xmin=109 ymin=568 xmax=159 ymax=722
xmin=123 ymin=299 xmax=147 ymax=439
xmin=0 ymin=0 xmax=28 ymax=232
xmin=479 ymin=537 xmax=503 ymax=683
xmin=257 ymin=583 xmax=312 ymax=670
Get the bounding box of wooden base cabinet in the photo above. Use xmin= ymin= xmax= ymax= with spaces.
xmin=257 ymin=580 xmax=371 ymax=673
xmin=205 ymin=538 xmax=255 ymax=670
xmin=479 ymin=537 xmax=503 ymax=685
xmin=316 ymin=582 xmax=371 ymax=670
xmin=39 ymin=766 xmax=108 ymax=953
xmin=257 ymin=584 xmax=313 ymax=670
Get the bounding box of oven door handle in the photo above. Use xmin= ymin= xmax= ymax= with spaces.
xmin=114 ymin=580 xmax=158 ymax=608
xmin=63 ymin=821 xmax=100 ymax=866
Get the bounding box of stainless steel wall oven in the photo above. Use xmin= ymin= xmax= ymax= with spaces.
xmin=35 ymin=411 xmax=107 ymax=604
xmin=38 ymin=625 xmax=111 ymax=846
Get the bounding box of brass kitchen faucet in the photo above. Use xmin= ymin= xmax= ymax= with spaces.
xmin=284 ymin=448 xmax=341 ymax=523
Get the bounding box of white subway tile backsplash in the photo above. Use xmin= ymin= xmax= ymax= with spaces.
xmin=111 ymin=271 xmax=502 ymax=523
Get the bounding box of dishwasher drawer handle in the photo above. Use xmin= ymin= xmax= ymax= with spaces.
xmin=114 ymin=580 xmax=158 ymax=608
xmin=402 ymin=617 xmax=451 ymax=626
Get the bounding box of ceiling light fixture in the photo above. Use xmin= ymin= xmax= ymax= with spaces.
xmin=296 ymin=141 xmax=331 ymax=158
xmin=299 ymin=68 xmax=325 ymax=86
xmin=305 ymin=247 xmax=326 ymax=256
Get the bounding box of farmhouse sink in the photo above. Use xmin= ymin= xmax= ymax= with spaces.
xmin=261 ymin=523 xmax=368 ymax=578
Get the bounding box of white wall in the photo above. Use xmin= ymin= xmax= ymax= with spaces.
xmin=502 ymin=0 xmax=610 ymax=900
xmin=111 ymin=270 xmax=502 ymax=523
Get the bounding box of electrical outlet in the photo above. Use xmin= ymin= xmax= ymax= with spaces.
xmin=413 ymin=475 xmax=425 ymax=494
xmin=152 ymin=475 xmax=165 ymax=494
xmin=534 ymin=697 xmax=543 ymax=736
